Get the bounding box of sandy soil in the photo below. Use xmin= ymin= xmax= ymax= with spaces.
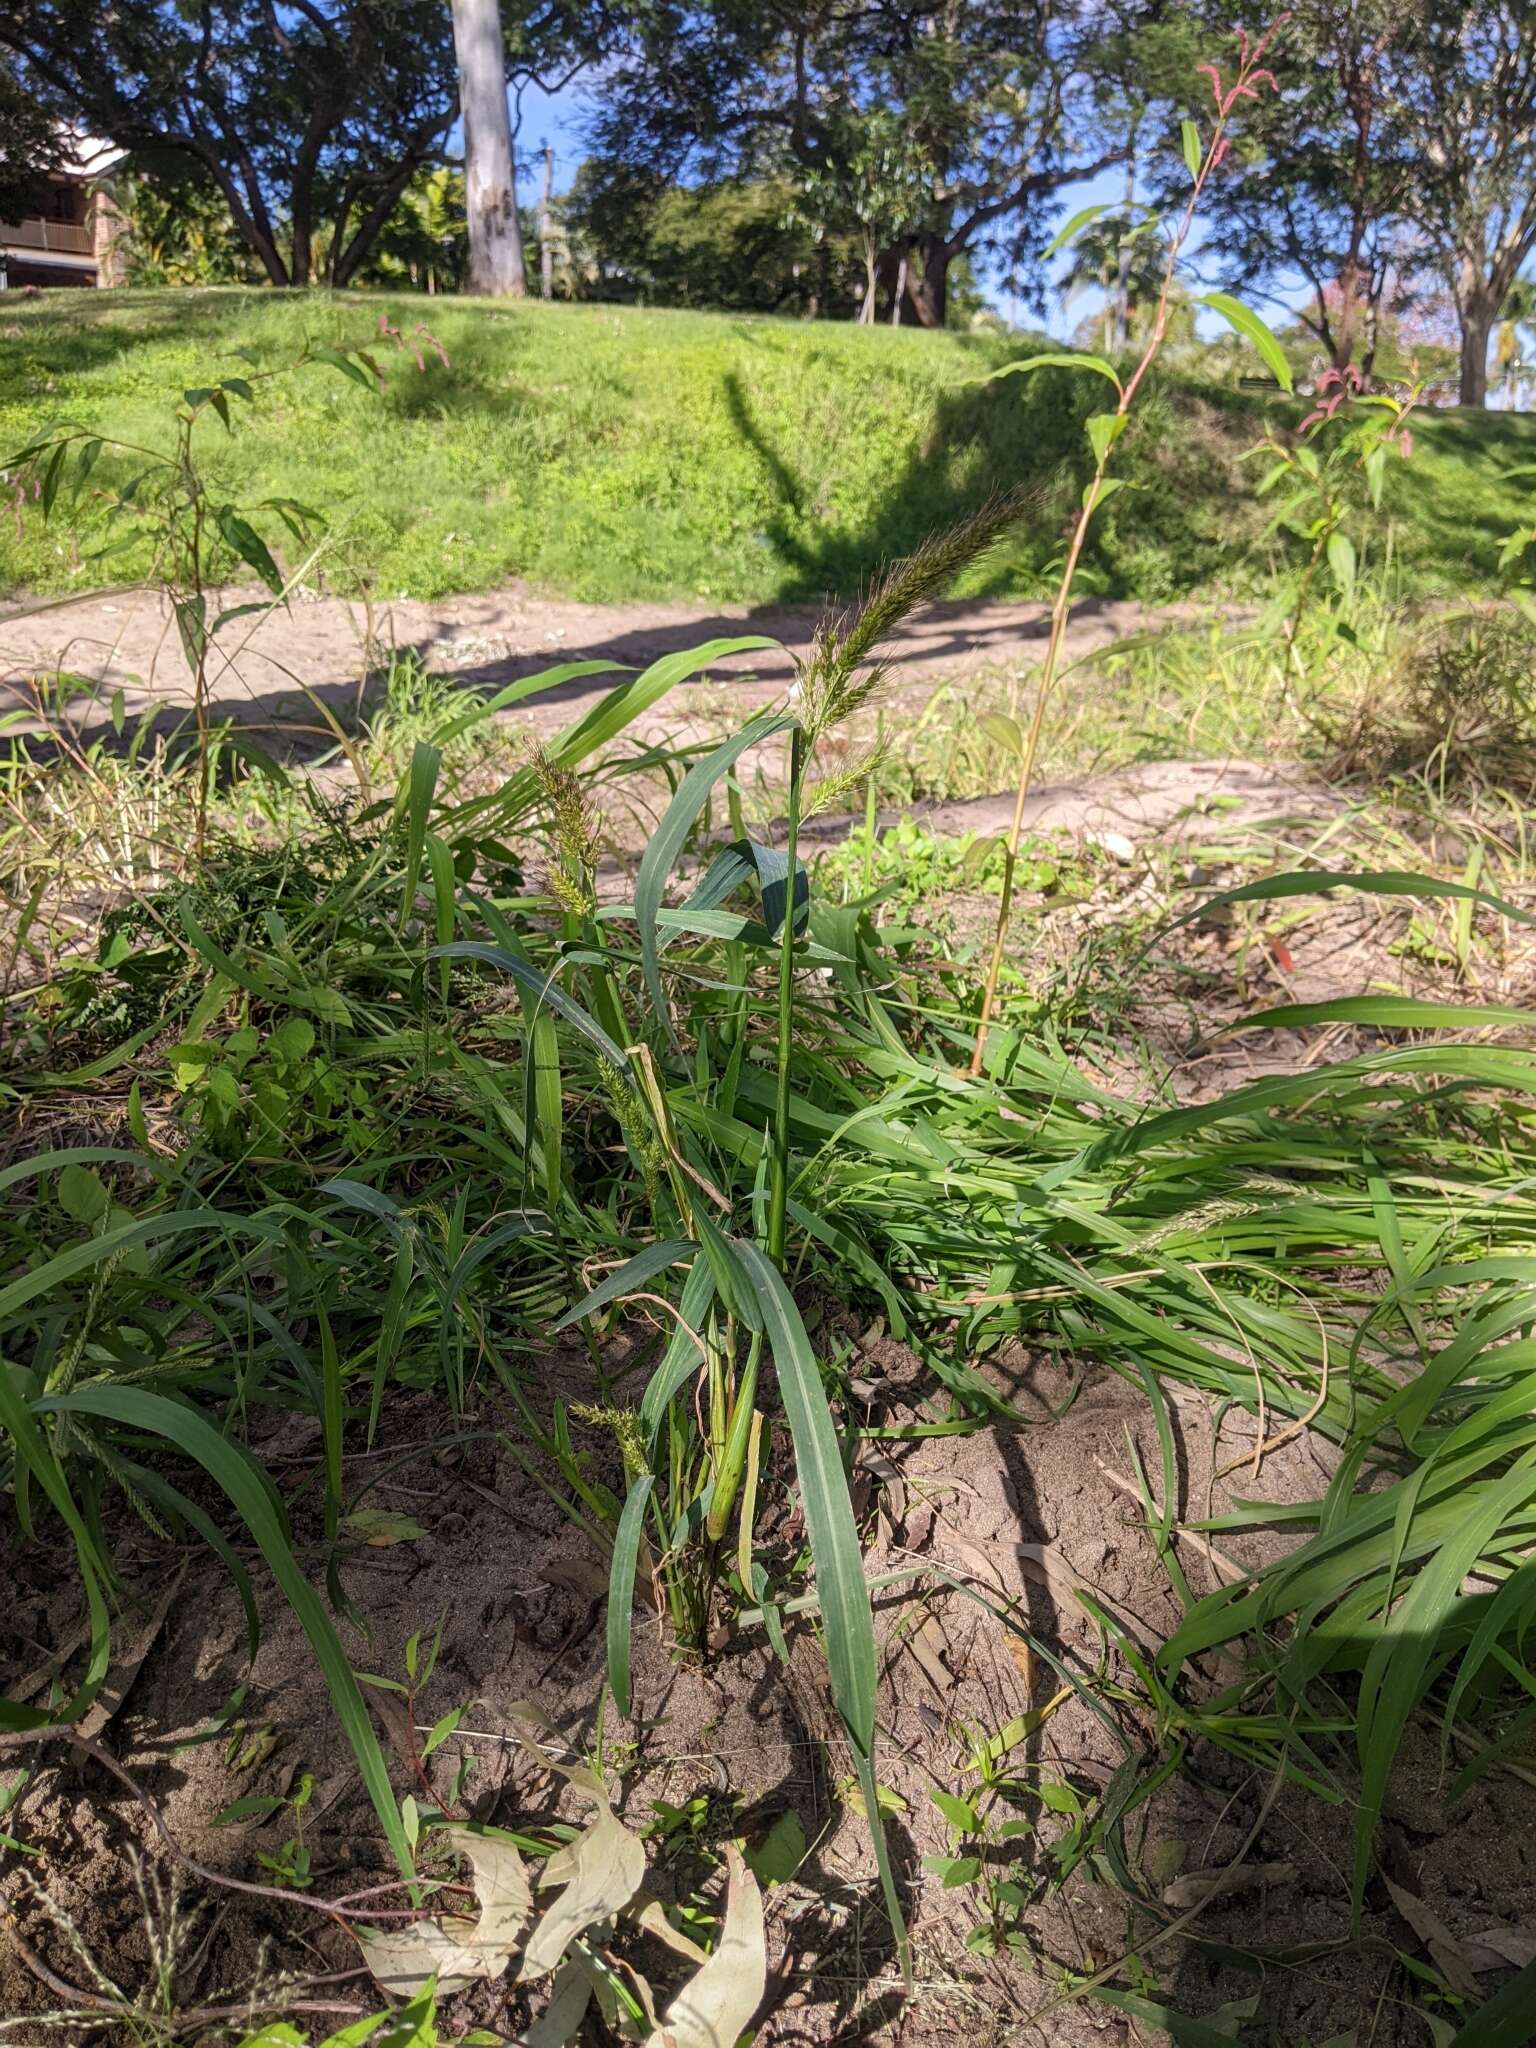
xmin=0 ymin=581 xmax=1207 ymax=754
xmin=5 ymin=1340 xmax=1532 ymax=2045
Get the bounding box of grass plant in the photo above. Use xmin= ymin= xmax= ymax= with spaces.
xmin=6 ymin=124 xmax=1536 ymax=2037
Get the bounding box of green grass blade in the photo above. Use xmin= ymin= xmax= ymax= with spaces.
xmin=1166 ymin=866 xmax=1536 ymax=935
xmin=728 ymin=1241 xmax=873 ymax=1745
xmin=430 ymin=659 xmax=628 ymax=746
xmin=397 ymin=742 xmax=441 ymax=932
xmin=430 ymin=942 xmax=631 ymax=1069
xmin=548 ymin=636 xmax=780 ymax=773
xmin=314 ymin=1293 xmax=344 ymax=1545
xmin=0 ymin=1353 xmax=112 ymax=1719
xmin=0 ymin=1210 xmax=279 ymax=1322
xmin=1352 ymin=1455 xmax=1536 ymax=1915
xmin=726 ymin=1244 xmax=905 ymax=1981
xmin=370 ymin=1234 xmax=417 ymax=1448
xmin=0 ymin=1146 xmax=176 ymax=1195
xmin=1230 ymin=994 xmax=1536 ymax=1033
xmin=640 ymin=1258 xmax=715 ymax=1448
xmin=42 ymin=1385 xmax=415 ymax=1879
xmin=554 ymin=1241 xmax=696 ymax=1333
xmin=607 ymin=1473 xmax=654 ymax=1718
xmin=634 ymin=711 xmax=796 ymax=1029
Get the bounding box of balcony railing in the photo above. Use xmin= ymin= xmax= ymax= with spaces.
xmin=1 ymin=217 xmax=95 ymax=258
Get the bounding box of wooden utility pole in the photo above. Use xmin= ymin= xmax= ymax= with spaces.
xmin=540 ymin=139 xmax=554 ymax=300
xmin=451 ymin=0 xmax=527 ymax=296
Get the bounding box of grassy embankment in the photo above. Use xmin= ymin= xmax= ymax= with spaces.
xmin=2 ymin=286 xmax=1533 ymax=609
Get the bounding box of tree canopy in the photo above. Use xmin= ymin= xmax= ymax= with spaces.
xmin=0 ymin=56 xmax=65 ymax=224
xmin=587 ymin=0 xmax=1129 ymax=327
xmin=2 ymin=0 xmax=468 ymax=285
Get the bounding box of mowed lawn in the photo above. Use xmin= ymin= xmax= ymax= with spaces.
xmin=1 ymin=286 xmax=1531 ymax=607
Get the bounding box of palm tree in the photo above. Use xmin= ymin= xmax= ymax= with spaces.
xmin=1495 ymin=278 xmax=1536 ymax=410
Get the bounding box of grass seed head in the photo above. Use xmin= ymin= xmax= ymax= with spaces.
xmin=796 ymin=489 xmax=1037 ymax=740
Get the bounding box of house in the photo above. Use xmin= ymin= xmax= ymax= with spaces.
xmin=1 ymin=136 xmax=124 ymax=290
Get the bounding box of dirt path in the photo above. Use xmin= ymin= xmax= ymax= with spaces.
xmin=0 ymin=580 xmax=1207 ymax=751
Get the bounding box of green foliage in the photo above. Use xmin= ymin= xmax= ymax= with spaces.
xmin=359 ymin=166 xmax=467 ymax=296
xmin=563 ymin=163 xmax=863 ymax=316
xmin=0 ymin=55 xmax=65 ymax=221
xmin=10 ymin=293 xmax=1536 ymax=2045
xmin=3 ymin=292 xmax=1534 ymax=611
xmin=113 ymin=158 xmax=257 ymax=287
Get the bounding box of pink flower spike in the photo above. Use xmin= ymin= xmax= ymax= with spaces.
xmin=1398 ymin=428 xmax=1414 ymax=458
xmin=1212 ymin=136 xmax=1232 ymax=167
xmin=1198 ymin=61 xmax=1224 ymax=103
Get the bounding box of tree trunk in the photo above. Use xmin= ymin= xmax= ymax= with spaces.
xmin=451 ymin=0 xmax=526 ymax=297
xmin=860 ymin=231 xmax=876 ymax=323
xmin=806 ymin=239 xmax=828 ymax=320
xmin=540 ymin=140 xmax=554 ymax=300
xmin=906 ymin=237 xmax=949 ymax=329
xmin=890 ymin=246 xmax=908 ymax=326
xmin=1333 ymin=255 xmax=1360 ymax=370
xmin=1361 ymin=283 xmax=1383 ymax=382
xmin=1112 ymin=143 xmax=1135 ymax=353
xmin=1459 ymin=303 xmax=1493 ymax=406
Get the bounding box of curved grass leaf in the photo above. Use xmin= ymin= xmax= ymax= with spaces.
xmin=640 ymin=1257 xmax=716 ymax=1448
xmin=727 ymin=1242 xmax=873 ymax=1745
xmin=39 ymin=1384 xmax=414 ymax=1879
xmin=0 ymin=1209 xmax=280 ymax=1323
xmin=1352 ymin=1457 xmax=1536 ymax=1915
xmin=1164 ymin=868 xmax=1536 ymax=941
xmin=1200 ymin=293 xmax=1294 ymax=392
xmin=0 ymin=1146 xmax=177 ymax=1195
xmin=430 ymin=659 xmax=628 ymax=747
xmin=984 ymin=350 xmax=1122 ymax=393
xmin=396 ymin=742 xmax=441 ymax=932
xmin=554 ymin=1241 xmax=696 ymax=1333
xmin=438 ymin=637 xmax=780 ymax=837
xmin=1044 ymin=202 xmax=1110 ymax=258
xmin=549 ymin=636 xmax=780 ymax=775
xmin=635 ymin=713 xmax=797 ymax=1029
xmin=430 ymin=942 xmax=630 ymax=1070
xmin=0 ymin=1358 xmax=112 ymax=1720
xmin=1229 ymin=994 xmax=1536 ymax=1034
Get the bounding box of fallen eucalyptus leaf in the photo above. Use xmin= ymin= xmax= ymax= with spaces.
xmin=635 ymin=1893 xmax=710 ymax=1963
xmin=444 ymin=1825 xmax=534 ymax=1963
xmin=520 ymin=1809 xmax=647 ymax=1981
xmin=505 ymin=1699 xmax=610 ymax=1804
xmin=360 ymin=1826 xmax=535 ymax=1997
xmin=514 ymin=1959 xmax=591 ymax=2047
xmin=1463 ymin=1923 xmax=1536 ymax=1971
xmin=643 ymin=1844 xmax=765 ymax=2048
xmin=358 ymin=1914 xmax=487 ymax=1998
